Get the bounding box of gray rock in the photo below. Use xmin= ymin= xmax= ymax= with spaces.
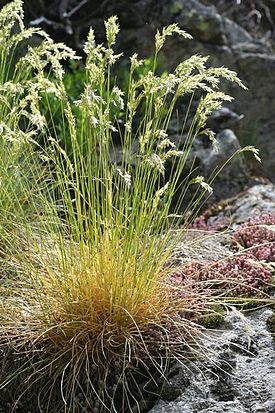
xmin=206 ymin=107 xmax=243 ymax=133
xmin=170 ymin=230 xmax=232 ymax=265
xmin=232 ymin=51 xmax=275 ymax=180
xmin=194 ymin=129 xmax=249 ymax=203
xmin=196 ymin=129 xmax=245 ymax=176
xmin=173 ymin=0 xmax=225 ymax=45
xmin=222 ymin=17 xmax=253 ymax=46
xmin=163 ymin=0 xmax=275 ymax=181
xmin=222 ymin=183 xmax=275 ymax=224
xmin=150 ymin=308 xmax=275 ymax=413
xmin=111 ymin=127 xmax=250 ymax=208
xmin=200 ymin=401 xmax=246 ymax=413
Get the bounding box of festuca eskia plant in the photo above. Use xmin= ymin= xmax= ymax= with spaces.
xmin=0 ymin=1 xmax=262 ymax=412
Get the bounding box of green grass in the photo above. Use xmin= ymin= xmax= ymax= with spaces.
xmin=0 ymin=1 xmax=264 ymax=412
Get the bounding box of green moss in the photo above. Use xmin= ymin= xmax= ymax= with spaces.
xmin=146 ymin=373 xmax=183 ymax=402
xmin=198 ymin=305 xmax=225 ymax=328
xmin=160 ymin=386 xmax=183 ymax=401
xmin=266 ymin=313 xmax=275 ymax=335
xmin=242 ymin=301 xmax=266 ymax=310
xmin=170 ymin=1 xmax=183 ymax=15
xmin=232 ymin=296 xmax=273 ymax=311
xmin=198 ymin=20 xmax=210 ymax=32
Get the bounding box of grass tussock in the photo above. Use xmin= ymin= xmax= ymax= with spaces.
xmin=0 ymin=1 xmax=268 ymax=412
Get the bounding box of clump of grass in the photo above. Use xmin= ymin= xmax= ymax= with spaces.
xmin=0 ymin=1 xmax=264 ymax=412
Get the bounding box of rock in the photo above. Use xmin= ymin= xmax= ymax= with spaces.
xmin=196 ymin=129 xmax=244 ymax=175
xmin=193 ymin=129 xmax=249 ymax=203
xmin=232 ymin=51 xmax=275 ymax=180
xmin=199 ymin=403 xmax=246 ymax=413
xmin=222 ymin=17 xmax=254 ymax=46
xmin=110 ymin=126 xmax=250 ymax=209
xmin=206 ymin=107 xmax=243 ymax=134
xmin=150 ymin=308 xmax=275 ymax=413
xmin=222 ymin=183 xmax=275 ymax=224
xmin=170 ymin=230 xmax=232 ymax=265
xmin=190 ymin=183 xmax=275 ymax=234
xmin=163 ymin=0 xmax=275 ymax=181
xmin=173 ymin=0 xmax=225 ymax=45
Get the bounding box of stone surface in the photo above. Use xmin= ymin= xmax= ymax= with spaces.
xmin=194 ymin=129 xmax=249 ymax=203
xmin=170 ymin=230 xmax=232 ymax=265
xmin=222 ymin=183 xmax=275 ymax=224
xmin=206 ymin=107 xmax=244 ymax=134
xmin=150 ymin=307 xmax=275 ymax=413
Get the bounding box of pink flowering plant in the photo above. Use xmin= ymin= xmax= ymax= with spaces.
xmin=233 ymin=213 xmax=275 ymax=262
xmin=170 ymin=254 xmax=272 ymax=297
